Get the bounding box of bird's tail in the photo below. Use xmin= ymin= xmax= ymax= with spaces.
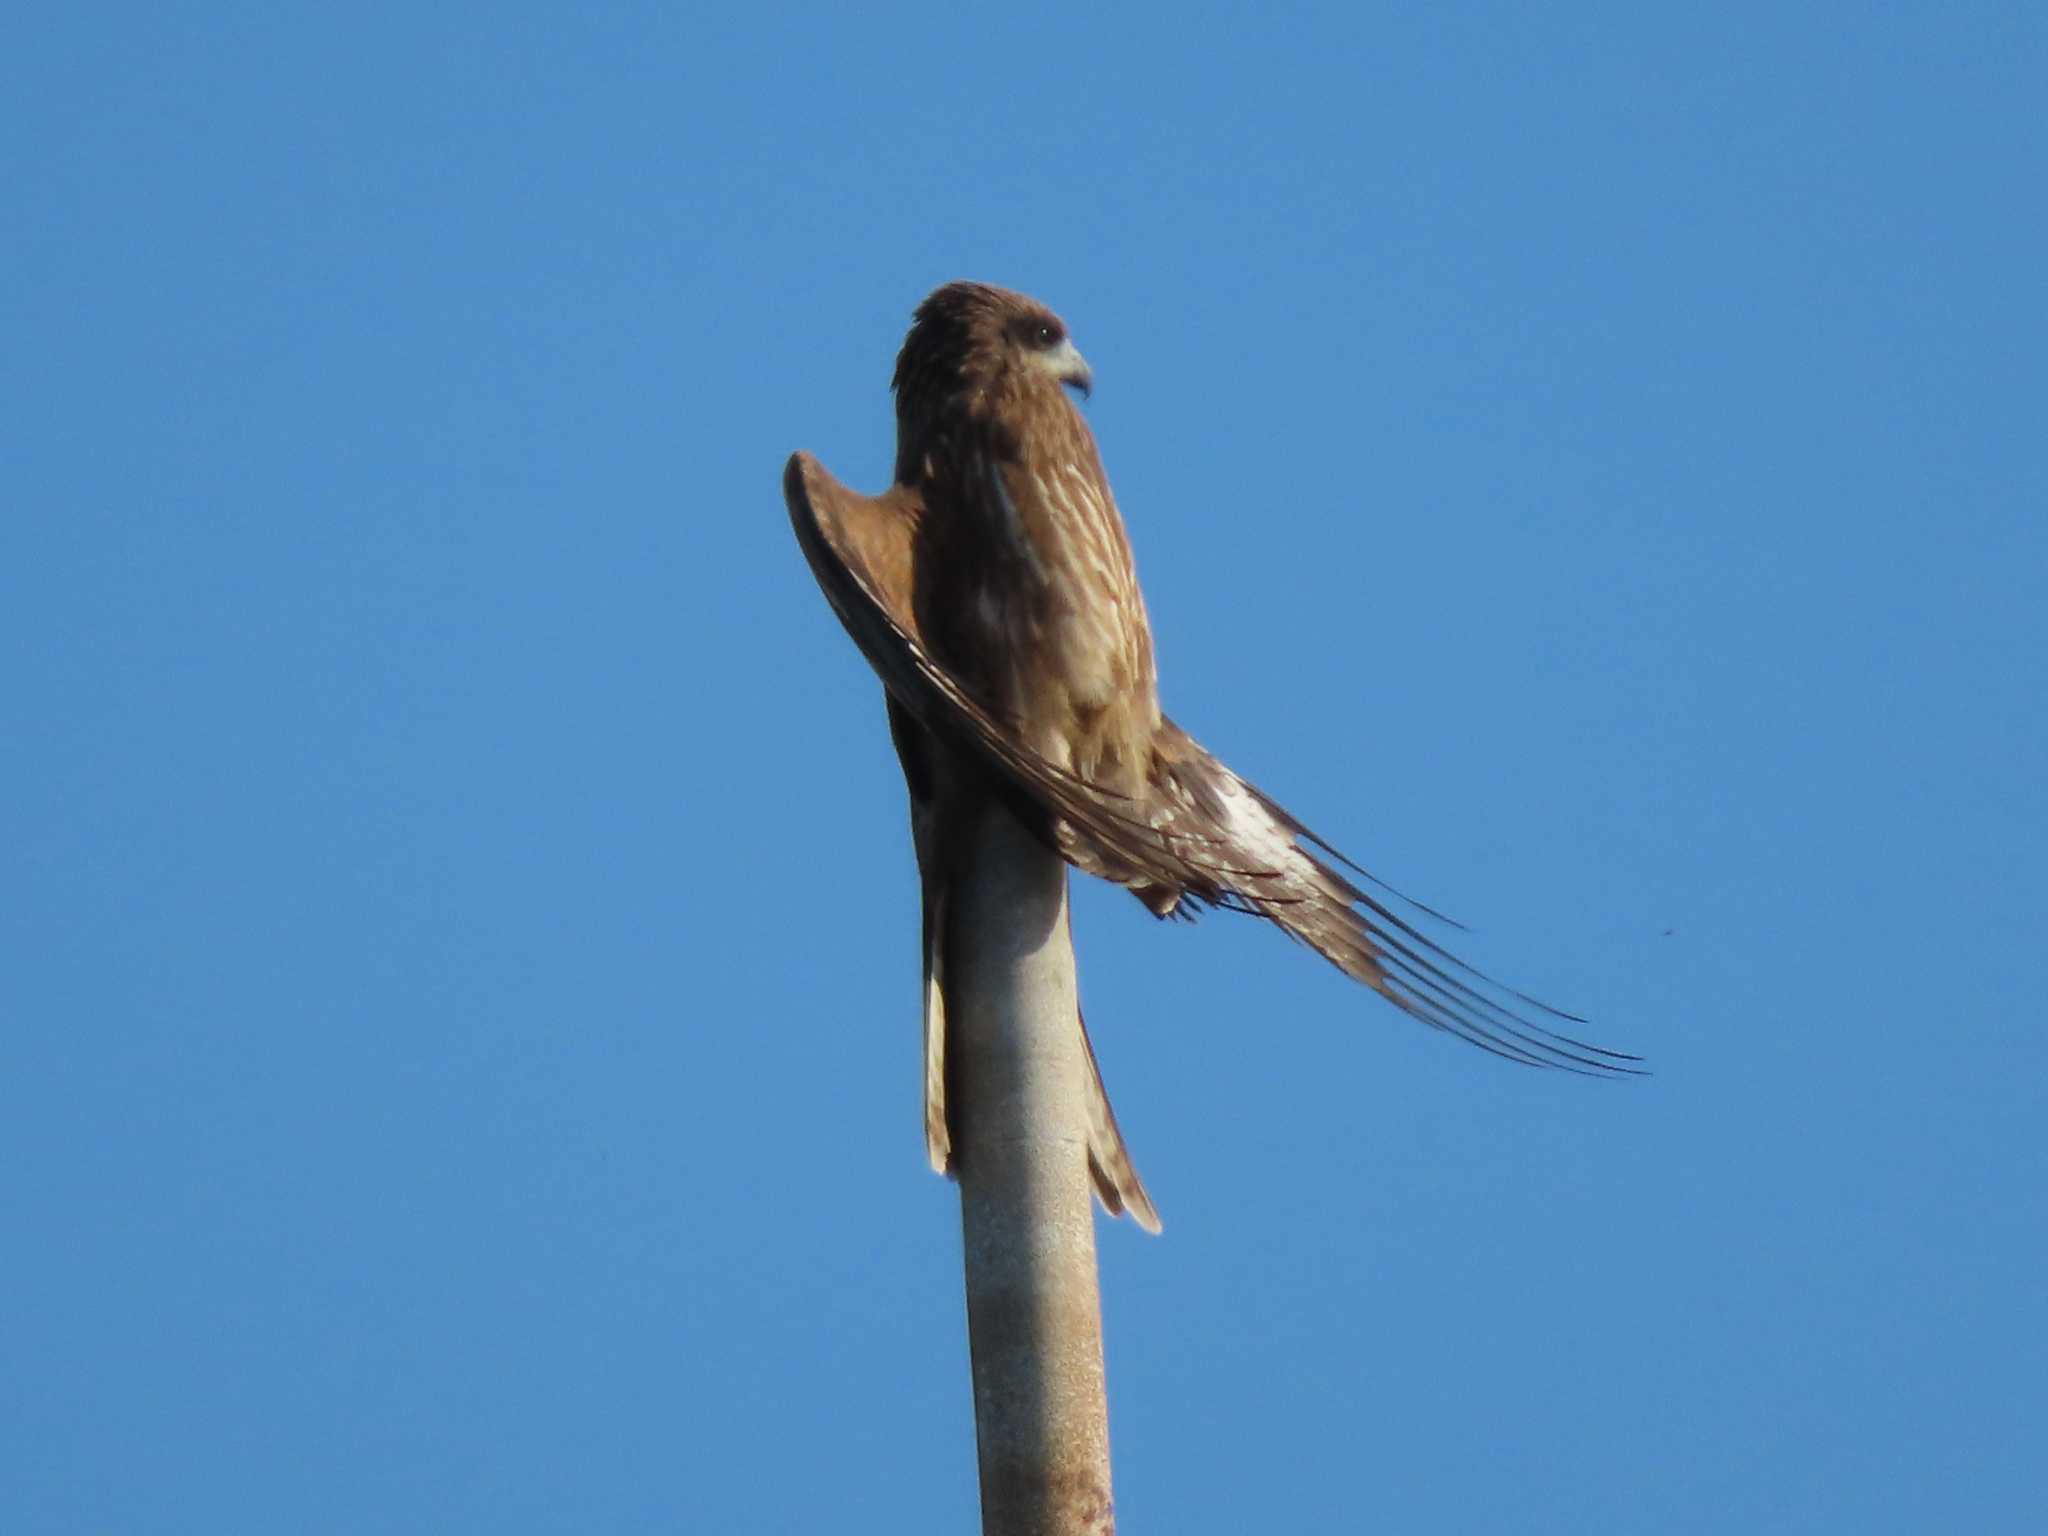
xmin=921 ymin=885 xmax=1161 ymax=1233
xmin=1077 ymin=1001 xmax=1161 ymax=1233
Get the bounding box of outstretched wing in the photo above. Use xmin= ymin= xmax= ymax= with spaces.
xmin=1134 ymin=722 xmax=1643 ymax=1075
xmin=785 ymin=452 xmax=1641 ymax=1078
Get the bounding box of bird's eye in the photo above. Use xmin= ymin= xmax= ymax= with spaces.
xmin=1018 ymin=318 xmax=1064 ymax=350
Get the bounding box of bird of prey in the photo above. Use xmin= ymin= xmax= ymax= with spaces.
xmin=785 ymin=281 xmax=1638 ymax=1232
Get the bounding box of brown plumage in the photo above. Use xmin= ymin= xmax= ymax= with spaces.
xmin=786 ymin=281 xmax=1639 ymax=1232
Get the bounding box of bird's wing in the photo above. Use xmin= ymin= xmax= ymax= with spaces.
xmin=786 ymin=452 xmax=1638 ymax=1078
xmin=785 ymin=452 xmax=1218 ymax=892
xmin=782 ymin=456 xmax=1630 ymax=1081
xmin=1146 ymin=721 xmax=1644 ymax=1076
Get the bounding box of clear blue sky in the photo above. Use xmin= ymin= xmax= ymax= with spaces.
xmin=5 ymin=4 xmax=2042 ymax=1531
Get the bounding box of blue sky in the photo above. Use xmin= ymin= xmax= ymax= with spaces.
xmin=5 ymin=3 xmax=2043 ymax=1531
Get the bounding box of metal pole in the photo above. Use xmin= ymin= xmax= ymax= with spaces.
xmin=949 ymin=793 xmax=1116 ymax=1536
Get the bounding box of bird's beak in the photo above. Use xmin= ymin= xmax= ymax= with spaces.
xmin=1051 ymin=339 xmax=1093 ymax=400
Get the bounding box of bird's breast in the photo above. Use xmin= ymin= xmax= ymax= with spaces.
xmin=913 ymin=419 xmax=1161 ymax=793
xmin=983 ymin=453 xmax=1159 ymax=784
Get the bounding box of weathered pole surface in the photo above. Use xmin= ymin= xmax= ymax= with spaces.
xmin=949 ymin=792 xmax=1116 ymax=1536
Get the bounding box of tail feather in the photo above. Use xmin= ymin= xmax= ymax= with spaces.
xmin=1078 ymin=1003 xmax=1162 ymax=1233
xmin=918 ymin=826 xmax=1162 ymax=1232
xmin=921 ymin=883 xmax=951 ymax=1177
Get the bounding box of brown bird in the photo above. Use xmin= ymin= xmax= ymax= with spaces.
xmin=786 ymin=281 xmax=1638 ymax=1232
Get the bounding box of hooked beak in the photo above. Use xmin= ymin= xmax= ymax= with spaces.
xmin=1049 ymin=338 xmax=1093 ymax=399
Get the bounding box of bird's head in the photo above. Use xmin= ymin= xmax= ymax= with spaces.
xmin=893 ymin=282 xmax=1094 ymax=424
